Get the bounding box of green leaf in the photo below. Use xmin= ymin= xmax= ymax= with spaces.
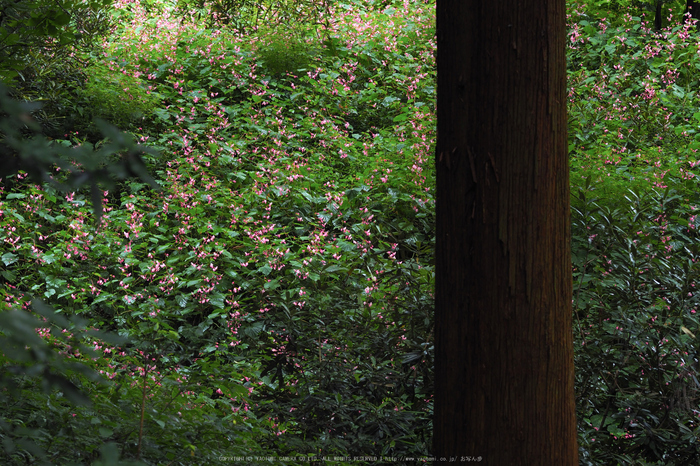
xmin=264 ymin=279 xmax=280 ymax=291
xmin=52 ymin=12 xmax=71 ymax=27
xmin=210 ymin=293 xmax=225 ymax=309
xmin=155 ymin=108 xmax=171 ymax=121
xmin=2 ymin=252 xmax=17 ymax=266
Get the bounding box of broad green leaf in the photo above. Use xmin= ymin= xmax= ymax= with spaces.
xmin=2 ymin=252 xmax=18 ymax=266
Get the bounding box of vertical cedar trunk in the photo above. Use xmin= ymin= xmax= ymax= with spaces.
xmin=655 ymin=0 xmax=663 ymax=31
xmin=434 ymin=1 xmax=578 ymax=464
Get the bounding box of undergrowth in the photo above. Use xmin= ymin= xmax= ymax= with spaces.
xmin=1 ymin=0 xmax=435 ymax=463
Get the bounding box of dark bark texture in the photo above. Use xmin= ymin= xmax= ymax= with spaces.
xmin=433 ymin=1 xmax=578 ymax=464
xmin=655 ymin=0 xmax=663 ymax=31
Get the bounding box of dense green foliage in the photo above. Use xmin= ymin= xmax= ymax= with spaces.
xmin=9 ymin=0 xmax=700 ymax=464
xmin=570 ymin=0 xmax=700 ymax=463
xmin=1 ymin=0 xmax=434 ymax=464
xmin=0 ymin=0 xmax=117 ymax=139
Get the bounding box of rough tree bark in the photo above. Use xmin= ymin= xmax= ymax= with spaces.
xmin=433 ymin=1 xmax=578 ymax=464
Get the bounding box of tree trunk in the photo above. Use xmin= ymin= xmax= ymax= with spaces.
xmin=686 ymin=0 xmax=698 ymax=24
xmin=433 ymin=1 xmax=578 ymax=464
xmin=655 ymin=0 xmax=663 ymax=31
